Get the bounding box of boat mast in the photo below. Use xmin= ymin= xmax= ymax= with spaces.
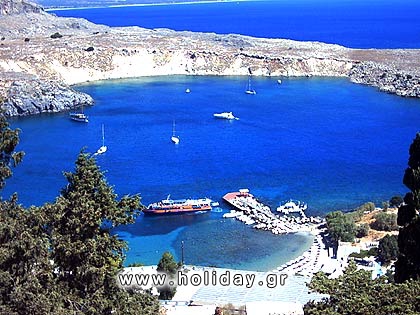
xmin=101 ymin=124 xmax=105 ymax=147
xmin=172 ymin=120 xmax=176 ymax=137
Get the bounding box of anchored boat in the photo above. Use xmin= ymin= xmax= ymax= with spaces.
xmin=213 ymin=112 xmax=239 ymax=120
xmin=70 ymin=112 xmax=88 ymax=123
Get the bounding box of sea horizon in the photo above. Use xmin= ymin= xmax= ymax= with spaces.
xmin=49 ymin=0 xmax=420 ymax=49
xmin=45 ymin=0 xmax=251 ymax=11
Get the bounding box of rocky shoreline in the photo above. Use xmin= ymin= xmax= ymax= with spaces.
xmin=0 ymin=1 xmax=420 ymax=117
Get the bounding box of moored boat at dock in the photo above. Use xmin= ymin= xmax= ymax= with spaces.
xmin=144 ymin=196 xmax=214 ymax=215
xmin=277 ymin=200 xmax=307 ymax=215
xmin=223 ymin=189 xmax=321 ymax=235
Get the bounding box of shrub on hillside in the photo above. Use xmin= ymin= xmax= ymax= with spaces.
xmin=370 ymin=212 xmax=398 ymax=231
xmin=356 ymin=223 xmax=370 ymax=238
xmin=389 ymin=195 xmax=403 ymax=208
xmin=378 ymin=234 xmax=399 ymax=264
xmin=50 ymin=32 xmax=63 ymax=39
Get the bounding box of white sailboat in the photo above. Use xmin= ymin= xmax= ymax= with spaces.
xmin=245 ymin=75 xmax=256 ymax=95
xmin=171 ymin=120 xmax=180 ymax=144
xmin=94 ymin=124 xmax=107 ymax=155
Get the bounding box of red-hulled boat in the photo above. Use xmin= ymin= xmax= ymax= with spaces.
xmin=144 ymin=196 xmax=214 ymax=215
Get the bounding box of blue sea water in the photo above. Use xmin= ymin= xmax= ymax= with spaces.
xmin=4 ymin=76 xmax=420 ymax=270
xmin=7 ymin=1 xmax=420 ymax=270
xmin=50 ymin=0 xmax=420 ymax=49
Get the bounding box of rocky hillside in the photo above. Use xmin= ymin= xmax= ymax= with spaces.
xmin=0 ymin=0 xmax=43 ymax=15
xmin=0 ymin=1 xmax=419 ymax=116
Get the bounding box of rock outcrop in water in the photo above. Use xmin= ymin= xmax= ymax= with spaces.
xmin=0 ymin=0 xmax=419 ymax=116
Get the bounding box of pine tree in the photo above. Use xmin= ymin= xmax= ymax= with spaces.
xmin=156 ymin=251 xmax=178 ymax=300
xmin=0 ymin=111 xmax=24 ymax=190
xmin=45 ymin=151 xmax=159 ymax=314
xmin=395 ymin=133 xmax=420 ymax=283
xmin=0 ymin=200 xmax=60 ymax=315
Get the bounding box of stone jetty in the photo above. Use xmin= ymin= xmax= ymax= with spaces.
xmin=222 ymin=190 xmax=323 ymax=235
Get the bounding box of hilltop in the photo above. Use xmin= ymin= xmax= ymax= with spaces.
xmin=0 ymin=0 xmax=420 ymax=116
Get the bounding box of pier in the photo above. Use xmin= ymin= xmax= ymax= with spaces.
xmin=222 ymin=189 xmax=323 ymax=235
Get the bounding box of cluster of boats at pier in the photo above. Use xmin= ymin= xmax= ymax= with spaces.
xmin=222 ymin=189 xmax=321 ymax=235
xmin=144 ymin=189 xmax=322 ymax=235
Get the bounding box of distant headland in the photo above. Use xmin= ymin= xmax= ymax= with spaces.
xmin=1 ymin=0 xmax=419 ymax=116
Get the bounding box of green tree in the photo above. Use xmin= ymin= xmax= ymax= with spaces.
xmin=389 ymin=195 xmax=403 ymax=208
xmin=377 ymin=234 xmax=399 ymax=264
xmin=370 ymin=212 xmax=398 ymax=231
xmin=358 ymin=201 xmax=376 ymax=213
xmin=156 ymin=251 xmax=178 ymax=300
xmin=326 ymin=211 xmax=356 ymax=243
xmin=356 ymin=223 xmax=369 ymax=238
xmin=0 ymin=199 xmax=62 ymax=315
xmin=395 ymin=133 xmax=420 ymax=282
xmin=44 ymin=152 xmax=159 ymax=314
xmin=0 ymin=114 xmax=52 ymax=314
xmin=304 ymin=262 xmax=420 ymax=315
xmin=0 ymin=112 xmax=24 ymax=190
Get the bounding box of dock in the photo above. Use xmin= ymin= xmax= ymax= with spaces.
xmin=222 ymin=189 xmax=322 ymax=235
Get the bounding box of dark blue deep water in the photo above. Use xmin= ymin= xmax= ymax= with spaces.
xmin=50 ymin=0 xmax=420 ymax=49
xmin=4 ymin=76 xmax=420 ymax=269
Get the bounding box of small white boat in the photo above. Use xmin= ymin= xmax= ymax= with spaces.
xmin=210 ymin=201 xmax=220 ymax=207
xmin=213 ymin=112 xmax=239 ymax=120
xmin=223 ymin=210 xmax=241 ymax=218
xmin=185 ymin=88 xmax=191 ymax=93
xmin=277 ymin=79 xmax=282 ymax=84
xmin=171 ymin=120 xmax=180 ymax=144
xmin=94 ymin=124 xmax=107 ymax=156
xmin=277 ymin=200 xmax=307 ymax=214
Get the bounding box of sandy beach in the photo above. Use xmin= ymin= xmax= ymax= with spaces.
xmin=118 ymin=226 xmax=335 ymax=315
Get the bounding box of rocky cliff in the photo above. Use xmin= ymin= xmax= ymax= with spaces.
xmin=0 ymin=0 xmax=42 ymax=15
xmin=0 ymin=2 xmax=419 ymax=117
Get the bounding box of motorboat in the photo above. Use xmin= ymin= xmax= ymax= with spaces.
xmin=277 ymin=200 xmax=308 ymax=214
xmin=213 ymin=112 xmax=238 ymax=120
xmin=70 ymin=112 xmax=88 ymax=123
